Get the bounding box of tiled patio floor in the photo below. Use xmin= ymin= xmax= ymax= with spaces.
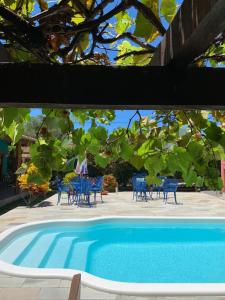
xmin=1 ymin=191 xmax=225 ymax=300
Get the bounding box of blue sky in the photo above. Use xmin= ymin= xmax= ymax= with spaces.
xmin=30 ymin=109 xmax=154 ymax=132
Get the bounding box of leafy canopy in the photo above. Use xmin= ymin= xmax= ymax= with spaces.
xmin=0 ymin=0 xmax=178 ymax=65
xmin=0 ymin=108 xmax=225 ymax=190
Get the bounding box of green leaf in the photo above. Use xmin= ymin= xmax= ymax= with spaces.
xmin=130 ymin=155 xmax=144 ymax=170
xmin=217 ymin=177 xmax=224 ymax=190
xmin=144 ymin=154 xmax=166 ymax=175
xmin=187 ymin=141 xmax=203 ymax=160
xmin=95 ymin=153 xmax=111 ymax=168
xmin=89 ymin=126 xmax=108 ymax=143
xmin=183 ymin=168 xmax=197 ymax=187
xmin=62 ymin=157 xmax=76 ymax=172
xmin=3 ymin=108 xmax=18 ymax=127
xmin=120 ymin=142 xmax=133 ymax=161
xmin=72 ymin=128 xmax=85 ymax=145
xmin=160 ymin=0 xmax=177 ymax=23
xmin=205 ymin=122 xmax=222 ymax=142
xmin=72 ymin=110 xmax=89 ymax=126
xmin=137 ymin=140 xmax=154 ymax=156
xmin=145 ymin=175 xmax=161 ymax=185
xmin=5 ymin=121 xmax=24 ymax=145
xmin=78 ymin=33 xmax=89 ymax=52
xmin=134 ymin=0 xmax=159 ymax=42
xmin=196 ymin=176 xmax=204 ymax=187
xmin=87 ymin=139 xmax=101 ymax=154
xmin=115 ymin=11 xmax=132 ymax=34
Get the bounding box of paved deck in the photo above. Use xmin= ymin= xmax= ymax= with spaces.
xmin=1 ymin=191 xmax=225 ymax=300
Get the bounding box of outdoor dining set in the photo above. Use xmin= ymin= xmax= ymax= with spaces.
xmin=57 ymin=176 xmax=103 ymax=207
xmin=132 ymin=174 xmax=179 ymax=204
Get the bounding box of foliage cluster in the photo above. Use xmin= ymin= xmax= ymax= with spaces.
xmin=17 ymin=163 xmax=50 ymax=193
xmin=1 ymin=108 xmax=225 ymax=191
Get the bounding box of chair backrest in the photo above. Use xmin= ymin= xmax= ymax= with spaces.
xmin=163 ymin=179 xmax=179 ymax=192
xmin=80 ymin=178 xmax=92 ymax=194
xmin=57 ymin=183 xmax=71 ymax=193
xmin=71 ymin=180 xmax=81 ymax=192
xmin=135 ymin=180 xmax=148 ymax=192
xmin=95 ymin=176 xmax=103 ymax=188
xmin=132 ymin=175 xmax=146 ymax=190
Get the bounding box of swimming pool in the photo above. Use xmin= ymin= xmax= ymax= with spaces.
xmin=1 ymin=217 xmax=225 ymax=296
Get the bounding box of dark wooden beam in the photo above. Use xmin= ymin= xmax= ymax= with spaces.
xmin=151 ymin=0 xmax=225 ymax=68
xmin=0 ymin=63 xmax=224 ymax=109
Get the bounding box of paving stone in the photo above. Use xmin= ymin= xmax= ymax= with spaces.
xmin=39 ymin=287 xmax=69 ymax=300
xmin=23 ymin=278 xmax=61 ymax=288
xmin=81 ymin=286 xmax=116 ymax=299
xmin=0 ymin=276 xmax=25 ymax=287
xmin=0 ymin=287 xmax=40 ymax=300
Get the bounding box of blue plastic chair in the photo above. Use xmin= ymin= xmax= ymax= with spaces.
xmin=70 ymin=177 xmax=82 ymax=204
xmin=132 ymin=178 xmax=149 ymax=201
xmin=76 ymin=178 xmax=92 ymax=207
xmin=132 ymin=173 xmax=147 ymax=200
xmin=162 ymin=179 xmax=179 ymax=204
xmin=91 ymin=176 xmax=103 ymax=203
xmin=57 ymin=183 xmax=72 ymax=205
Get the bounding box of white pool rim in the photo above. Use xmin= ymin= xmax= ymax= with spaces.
xmin=1 ymin=216 xmax=225 ymax=296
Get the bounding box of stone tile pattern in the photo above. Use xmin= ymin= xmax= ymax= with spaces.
xmin=1 ymin=191 xmax=225 ymax=300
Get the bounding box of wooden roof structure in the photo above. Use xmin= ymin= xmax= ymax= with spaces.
xmin=0 ymin=0 xmax=225 ymax=109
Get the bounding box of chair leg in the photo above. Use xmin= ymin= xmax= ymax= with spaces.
xmin=101 ymin=193 xmax=103 ymax=203
xmin=87 ymin=194 xmax=91 ymax=207
xmin=164 ymin=192 xmax=168 ymax=204
xmin=174 ymin=192 xmax=177 ymax=204
xmin=68 ymin=193 xmax=71 ymax=205
xmin=77 ymin=194 xmax=80 ymax=207
xmin=57 ymin=192 xmax=61 ymax=205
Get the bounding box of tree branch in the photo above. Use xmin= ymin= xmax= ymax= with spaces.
xmin=115 ymin=49 xmax=153 ymax=61
xmin=96 ymin=32 xmax=155 ymax=51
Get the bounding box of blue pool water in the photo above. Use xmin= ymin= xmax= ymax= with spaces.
xmin=1 ymin=221 xmax=225 ymax=283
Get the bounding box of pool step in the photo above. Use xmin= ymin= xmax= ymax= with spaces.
xmin=40 ymin=236 xmax=79 ymax=268
xmin=14 ymin=232 xmax=59 ymax=267
xmin=67 ymin=240 xmax=97 ymax=271
xmin=0 ymin=231 xmax=38 ymax=264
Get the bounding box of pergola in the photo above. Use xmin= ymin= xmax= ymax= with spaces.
xmin=0 ymin=0 xmax=225 ymax=109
